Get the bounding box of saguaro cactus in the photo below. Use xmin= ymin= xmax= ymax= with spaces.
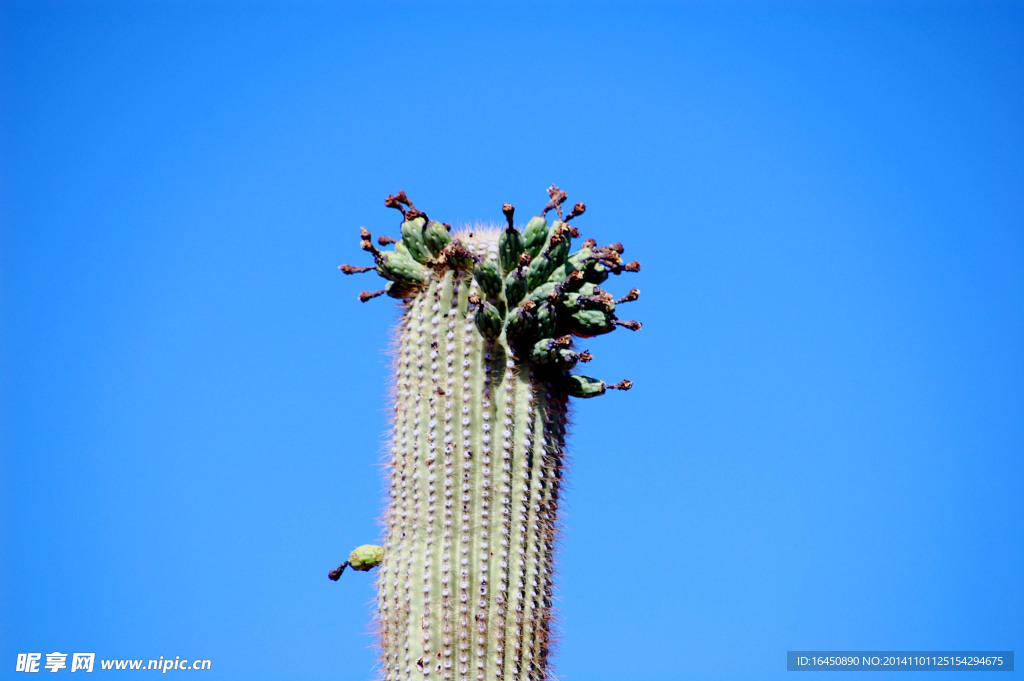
xmin=336 ymin=186 xmax=640 ymax=680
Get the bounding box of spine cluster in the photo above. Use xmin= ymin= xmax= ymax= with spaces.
xmin=336 ymin=187 xmax=640 ymax=680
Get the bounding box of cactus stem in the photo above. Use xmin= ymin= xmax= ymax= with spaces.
xmin=339 ymin=187 xmax=639 ymax=679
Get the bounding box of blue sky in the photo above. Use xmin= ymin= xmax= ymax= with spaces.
xmin=2 ymin=2 xmax=1022 ymax=679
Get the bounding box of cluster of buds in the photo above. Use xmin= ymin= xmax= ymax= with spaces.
xmin=340 ymin=186 xmax=641 ymax=397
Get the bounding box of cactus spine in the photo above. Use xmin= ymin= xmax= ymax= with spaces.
xmin=338 ymin=187 xmax=640 ymax=680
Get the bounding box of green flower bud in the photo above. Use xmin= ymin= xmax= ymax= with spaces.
xmin=474 ymin=299 xmax=503 ymax=340
xmin=504 ymin=269 xmax=527 ymax=308
xmin=377 ymin=251 xmax=429 ymax=287
xmin=567 ymin=247 xmax=593 ymax=271
xmin=545 ymin=222 xmax=572 ymax=270
xmin=526 ymin=222 xmax=573 ymax=288
xmin=563 ymin=282 xmax=598 ymax=304
xmin=569 ymin=308 xmax=615 ymax=337
xmin=348 ymin=544 xmax=385 ymax=571
xmin=563 ymin=375 xmax=607 ymax=398
xmin=544 ymin=246 xmax=593 ymax=285
xmin=423 ymin=220 xmax=451 ymax=257
xmin=400 ymin=217 xmax=432 ymax=263
xmin=565 ymin=285 xmax=615 ymax=315
xmin=578 ymin=258 xmax=610 ymax=284
xmin=499 ymin=225 xmax=525 ymax=275
xmin=528 ymin=336 xmax=586 ymax=369
xmin=473 ymin=258 xmax=503 ymax=300
xmin=523 ymin=216 xmax=549 ymax=257
xmin=535 ymin=300 xmax=558 ymax=338
xmin=526 ymin=254 xmax=553 ymax=291
xmin=545 ymin=262 xmax=574 ymax=285
xmin=527 ymin=282 xmax=558 ymax=306
xmin=529 ymin=336 xmax=566 ymax=364
xmin=443 ymin=239 xmax=475 ymax=271
xmin=504 ymin=300 xmax=538 ymax=348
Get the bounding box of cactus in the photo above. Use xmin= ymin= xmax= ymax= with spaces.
xmin=335 ymin=187 xmax=640 ymax=680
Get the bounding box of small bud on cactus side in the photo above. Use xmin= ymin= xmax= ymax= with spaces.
xmin=327 ymin=544 xmax=384 ymax=580
xmin=348 ymin=544 xmax=385 ymax=571
xmin=334 ymin=187 xmax=640 ymax=680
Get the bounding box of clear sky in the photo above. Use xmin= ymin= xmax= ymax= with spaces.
xmin=2 ymin=2 xmax=1022 ymax=680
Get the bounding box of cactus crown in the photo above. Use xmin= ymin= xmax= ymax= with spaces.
xmin=341 ymin=186 xmax=641 ymax=397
